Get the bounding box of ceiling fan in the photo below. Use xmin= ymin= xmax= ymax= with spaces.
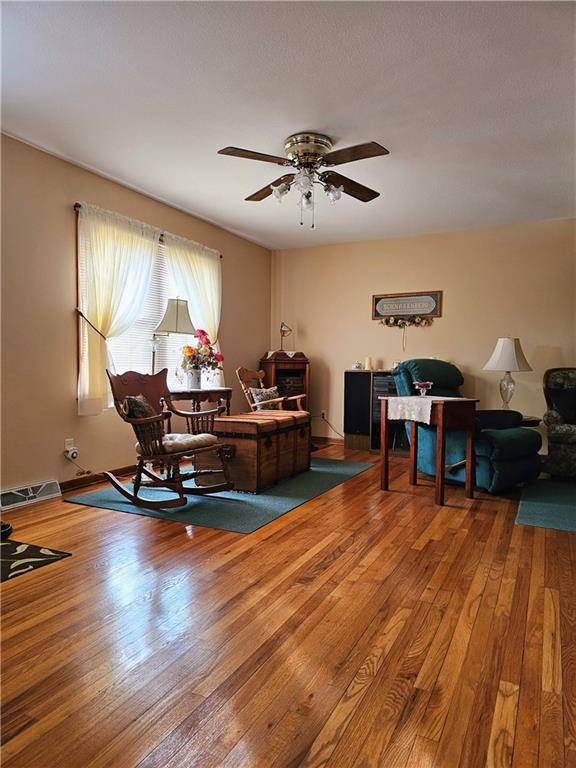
xmin=217 ymin=132 xmax=389 ymax=227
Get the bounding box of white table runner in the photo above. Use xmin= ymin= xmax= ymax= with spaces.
xmin=386 ymin=396 xmax=463 ymax=425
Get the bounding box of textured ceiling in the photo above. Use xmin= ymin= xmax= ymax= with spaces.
xmin=2 ymin=2 xmax=574 ymax=249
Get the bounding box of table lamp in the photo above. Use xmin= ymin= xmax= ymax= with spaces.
xmin=279 ymin=321 xmax=293 ymax=351
xmin=151 ymin=298 xmax=196 ymax=373
xmin=483 ymin=337 xmax=532 ymax=409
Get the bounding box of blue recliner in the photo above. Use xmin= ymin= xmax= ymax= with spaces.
xmin=393 ymin=359 xmax=542 ymax=494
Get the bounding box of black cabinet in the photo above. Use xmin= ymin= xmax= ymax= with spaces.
xmin=344 ymin=370 xmax=408 ymax=452
xmin=343 ymin=370 xmax=372 ymax=440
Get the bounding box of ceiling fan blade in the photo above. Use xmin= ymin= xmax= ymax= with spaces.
xmin=320 ymin=171 xmax=380 ymax=202
xmin=245 ymin=174 xmax=295 ymax=202
xmin=218 ymin=146 xmax=288 ymax=166
xmin=322 ymin=142 xmax=389 ymax=166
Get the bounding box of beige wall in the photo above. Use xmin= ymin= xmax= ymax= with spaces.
xmin=272 ymin=220 xmax=576 ymax=439
xmin=2 ymin=134 xmax=574 ymax=488
xmin=1 ymin=136 xmax=272 ymax=488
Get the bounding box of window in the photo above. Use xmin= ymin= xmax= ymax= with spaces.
xmin=107 ymin=244 xmax=196 ymax=389
xmin=76 ymin=202 xmax=222 ymax=416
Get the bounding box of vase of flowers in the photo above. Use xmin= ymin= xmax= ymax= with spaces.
xmin=179 ymin=345 xmax=201 ymax=389
xmin=179 ymin=330 xmax=224 ymax=390
xmin=185 ymin=368 xmax=202 ymax=390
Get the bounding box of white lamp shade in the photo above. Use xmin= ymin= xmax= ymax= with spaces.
xmin=483 ymin=337 xmax=532 ymax=372
xmin=154 ymin=298 xmax=196 ymax=335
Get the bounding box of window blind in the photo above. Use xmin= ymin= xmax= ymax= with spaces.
xmin=107 ymin=244 xmax=196 ymax=389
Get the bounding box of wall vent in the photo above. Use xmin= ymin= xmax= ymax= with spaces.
xmin=0 ymin=481 xmax=62 ymax=511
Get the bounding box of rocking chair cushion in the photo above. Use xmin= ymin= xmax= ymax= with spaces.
xmin=136 ymin=432 xmax=219 ymax=455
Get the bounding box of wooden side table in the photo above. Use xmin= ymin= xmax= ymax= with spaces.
xmin=169 ymin=387 xmax=232 ymax=415
xmin=380 ymin=396 xmax=479 ymax=506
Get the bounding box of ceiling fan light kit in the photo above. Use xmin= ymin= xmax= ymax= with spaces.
xmin=218 ymin=132 xmax=389 ymax=228
xmin=284 ymin=132 xmax=334 ymax=160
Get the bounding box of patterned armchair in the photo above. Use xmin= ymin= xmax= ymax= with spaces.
xmin=543 ymin=367 xmax=576 ymax=477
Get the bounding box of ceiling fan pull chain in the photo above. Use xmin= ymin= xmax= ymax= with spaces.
xmin=311 ymin=188 xmax=315 ymax=229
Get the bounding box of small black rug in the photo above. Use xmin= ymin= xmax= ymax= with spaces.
xmin=1 ymin=540 xmax=71 ymax=582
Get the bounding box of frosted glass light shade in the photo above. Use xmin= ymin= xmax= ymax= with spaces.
xmin=483 ymin=337 xmax=532 ymax=372
xmin=154 ymin=298 xmax=196 ymax=335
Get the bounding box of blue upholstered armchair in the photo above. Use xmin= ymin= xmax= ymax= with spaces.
xmin=543 ymin=367 xmax=576 ymax=477
xmin=393 ymin=359 xmax=542 ymax=494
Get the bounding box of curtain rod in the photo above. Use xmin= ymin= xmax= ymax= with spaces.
xmin=74 ymin=202 xmax=223 ymax=258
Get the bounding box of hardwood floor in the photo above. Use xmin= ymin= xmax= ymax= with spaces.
xmin=1 ymin=445 xmax=574 ymax=767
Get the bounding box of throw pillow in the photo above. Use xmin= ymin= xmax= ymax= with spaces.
xmin=122 ymin=394 xmax=157 ymax=419
xmin=249 ymin=386 xmax=280 ymax=410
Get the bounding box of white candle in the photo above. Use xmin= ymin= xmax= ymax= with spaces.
xmin=364 ymin=356 xmax=373 ymax=371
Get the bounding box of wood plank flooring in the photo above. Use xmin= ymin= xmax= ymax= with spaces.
xmin=1 ymin=445 xmax=574 ymax=767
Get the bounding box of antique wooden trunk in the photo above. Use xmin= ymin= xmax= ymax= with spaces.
xmin=249 ymin=411 xmax=311 ymax=478
xmin=195 ymin=411 xmax=311 ymax=493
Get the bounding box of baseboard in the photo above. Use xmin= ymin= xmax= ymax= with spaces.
xmin=62 ymin=441 xmax=345 ymax=491
xmin=60 ymin=465 xmax=136 ymax=493
xmin=312 ymin=435 xmax=344 ymax=446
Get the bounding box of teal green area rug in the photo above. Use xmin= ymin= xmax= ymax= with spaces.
xmin=65 ymin=458 xmax=374 ymax=534
xmin=516 ymin=480 xmax=576 ymax=532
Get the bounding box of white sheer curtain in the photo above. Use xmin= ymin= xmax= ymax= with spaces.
xmin=77 ymin=203 xmax=160 ymax=415
xmin=163 ymin=233 xmax=223 ymax=384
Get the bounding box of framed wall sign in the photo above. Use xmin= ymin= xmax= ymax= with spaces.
xmin=372 ymin=291 xmax=443 ymax=321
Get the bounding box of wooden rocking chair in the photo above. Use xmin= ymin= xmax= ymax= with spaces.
xmin=236 ymin=367 xmax=307 ymax=411
xmin=105 ymin=369 xmax=233 ymax=510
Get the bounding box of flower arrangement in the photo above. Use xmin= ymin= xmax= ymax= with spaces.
xmin=379 ymin=314 xmax=433 ymax=353
xmin=380 ymin=315 xmax=432 ymax=329
xmin=180 ymin=330 xmax=224 ymax=372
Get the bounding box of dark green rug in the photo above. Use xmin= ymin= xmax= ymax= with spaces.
xmin=516 ymin=480 xmax=576 ymax=532
xmin=65 ymin=458 xmax=374 ymax=533
xmin=1 ymin=540 xmax=71 ymax=582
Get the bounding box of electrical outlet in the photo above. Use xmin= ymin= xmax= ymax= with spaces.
xmin=320 ymin=410 xmax=327 ymax=420
xmin=64 ymin=438 xmax=75 ymax=450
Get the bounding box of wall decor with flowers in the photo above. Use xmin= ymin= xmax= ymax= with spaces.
xmin=372 ymin=291 xmax=442 ymax=350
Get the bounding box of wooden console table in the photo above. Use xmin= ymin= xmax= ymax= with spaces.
xmin=169 ymin=387 xmax=232 ymax=415
xmin=380 ymin=396 xmax=479 ymax=506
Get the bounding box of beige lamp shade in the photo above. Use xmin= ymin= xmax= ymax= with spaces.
xmin=154 ymin=298 xmax=196 ymax=335
xmin=483 ymin=337 xmax=532 ymax=372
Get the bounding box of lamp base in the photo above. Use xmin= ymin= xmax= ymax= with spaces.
xmin=499 ymin=371 xmax=516 ymax=409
